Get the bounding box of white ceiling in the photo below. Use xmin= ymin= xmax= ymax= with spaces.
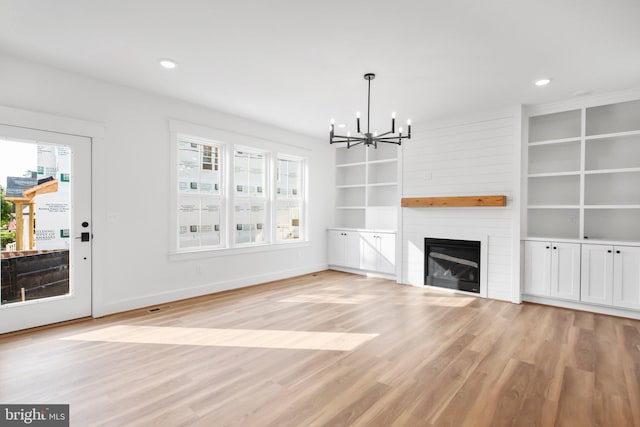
xmin=1 ymin=0 xmax=640 ymax=140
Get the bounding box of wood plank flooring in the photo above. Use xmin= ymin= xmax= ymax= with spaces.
xmin=1 ymin=270 xmax=640 ymax=426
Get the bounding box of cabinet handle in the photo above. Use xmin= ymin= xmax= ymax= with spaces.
xmin=608 ymin=250 xmax=612 ymax=253
xmin=553 ymin=246 xmax=557 ymax=250
xmin=616 ymin=250 xmax=621 ymax=254
xmin=545 ymin=246 xmax=550 ymax=249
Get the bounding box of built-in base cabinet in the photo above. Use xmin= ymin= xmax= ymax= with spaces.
xmin=581 ymin=244 xmax=640 ymax=310
xmin=523 ymin=241 xmax=581 ymax=301
xmin=328 ymin=229 xmax=396 ymax=276
xmin=327 ymin=230 xmax=361 ymax=269
xmin=524 ymin=240 xmax=640 ymax=312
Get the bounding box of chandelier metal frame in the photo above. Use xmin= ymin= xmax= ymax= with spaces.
xmin=329 ymin=73 xmax=411 ymax=149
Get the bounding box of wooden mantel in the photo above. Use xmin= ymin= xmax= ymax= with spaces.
xmin=401 ymin=195 xmax=507 ymax=208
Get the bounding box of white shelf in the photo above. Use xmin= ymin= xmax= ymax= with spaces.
xmin=336 ymin=184 xmax=367 ymax=189
xmin=526 ymin=98 xmax=640 ymax=242
xmin=584 ymin=167 xmax=640 ymax=175
xmin=333 ymin=144 xmax=399 ymax=229
xmin=336 ymin=161 xmax=366 ymax=168
xmin=585 ymin=129 xmax=640 ymax=141
xmin=367 ymin=158 xmax=398 ymax=165
xmin=528 ymin=136 xmax=582 ymax=146
xmin=584 ymin=205 xmax=640 ymax=209
xmin=527 ymin=205 xmax=580 ymax=209
xmin=368 ymin=182 xmax=397 ymax=187
xmin=527 ymin=171 xmax=581 ymax=178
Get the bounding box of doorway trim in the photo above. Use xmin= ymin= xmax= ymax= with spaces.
xmin=0 ymin=105 xmax=104 ymax=322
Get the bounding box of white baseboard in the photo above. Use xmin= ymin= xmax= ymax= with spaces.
xmin=522 ymin=294 xmax=640 ymax=320
xmin=93 ymin=263 xmax=328 ymax=317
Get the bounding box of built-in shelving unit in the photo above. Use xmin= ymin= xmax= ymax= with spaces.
xmin=523 ymin=96 xmax=640 ymax=318
xmin=334 ymin=143 xmax=399 ymax=230
xmin=526 ymin=99 xmax=640 ymax=242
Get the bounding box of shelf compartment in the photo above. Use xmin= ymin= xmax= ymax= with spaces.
xmin=336 ymin=164 xmax=365 ymax=186
xmin=527 ymin=208 xmax=580 ymax=239
xmin=528 ymin=140 xmax=581 ymax=174
xmin=584 ymin=208 xmax=640 ymax=241
xmin=367 ymin=143 xmax=398 ymax=162
xmin=335 ymin=209 xmax=365 ymax=229
xmin=585 ymin=134 xmax=640 ymax=171
xmin=529 ymin=110 xmax=581 ymax=143
xmin=584 ymin=171 xmax=640 ymax=205
xmin=336 ymin=186 xmax=365 ymax=208
xmin=368 ymin=161 xmax=397 ymax=184
xmin=528 ymin=175 xmax=580 ymax=206
xmin=365 ymin=206 xmax=398 ymax=230
xmin=586 ymin=99 xmax=640 ymax=136
xmin=367 ymin=186 xmax=397 ymax=207
xmin=335 ymin=146 xmax=366 ymax=165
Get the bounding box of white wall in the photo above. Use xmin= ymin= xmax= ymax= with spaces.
xmin=0 ymin=53 xmax=331 ymax=317
xmin=401 ymin=108 xmax=522 ymax=302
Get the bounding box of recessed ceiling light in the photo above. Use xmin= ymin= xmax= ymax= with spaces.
xmin=534 ymin=78 xmax=552 ymax=87
xmin=159 ymin=59 xmax=177 ymax=69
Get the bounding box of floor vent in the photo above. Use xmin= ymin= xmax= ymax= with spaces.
xmin=147 ymin=305 xmax=172 ymax=313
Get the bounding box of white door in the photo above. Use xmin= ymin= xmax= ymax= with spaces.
xmin=613 ymin=245 xmax=640 ymax=310
xmin=580 ymin=244 xmax=614 ymax=305
xmin=550 ymin=242 xmax=581 ymax=301
xmin=377 ymin=233 xmax=396 ymax=275
xmin=344 ymin=231 xmax=361 ymax=269
xmin=0 ymin=125 xmax=91 ymax=334
xmin=327 ymin=230 xmax=345 ymax=266
xmin=523 ymin=241 xmax=551 ymax=296
xmin=360 ymin=232 xmax=378 ymax=271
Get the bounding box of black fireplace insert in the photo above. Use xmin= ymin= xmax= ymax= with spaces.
xmin=424 ymin=238 xmax=480 ymax=293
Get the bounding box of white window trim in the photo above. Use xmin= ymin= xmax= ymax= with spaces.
xmin=169 ymin=119 xmax=309 ymax=258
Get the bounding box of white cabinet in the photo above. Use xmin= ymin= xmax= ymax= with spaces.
xmin=581 ymin=244 xmax=614 ymax=305
xmin=327 ymin=230 xmax=360 ymax=269
xmin=360 ymin=232 xmax=395 ymax=275
xmin=613 ymin=246 xmax=640 ymax=310
xmin=328 ymin=229 xmax=395 ymax=276
xmin=523 ymin=241 xmax=552 ymax=296
xmin=581 ymin=244 xmax=640 ymax=309
xmin=523 ymin=241 xmax=580 ymax=300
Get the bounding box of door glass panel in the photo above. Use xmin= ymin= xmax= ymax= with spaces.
xmin=1 ymin=139 xmax=72 ymax=305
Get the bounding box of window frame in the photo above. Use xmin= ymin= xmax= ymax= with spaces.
xmin=169 ymin=120 xmax=309 ymax=257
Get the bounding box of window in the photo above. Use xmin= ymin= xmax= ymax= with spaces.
xmin=177 ymin=139 xmax=224 ymax=249
xmin=233 ymin=149 xmax=267 ymax=245
xmin=172 ymin=124 xmax=307 ymax=253
xmin=276 ymin=156 xmax=303 ymax=241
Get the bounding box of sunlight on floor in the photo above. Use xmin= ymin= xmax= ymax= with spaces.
xmin=277 ymin=293 xmax=378 ymax=304
xmin=62 ymin=325 xmax=379 ymax=351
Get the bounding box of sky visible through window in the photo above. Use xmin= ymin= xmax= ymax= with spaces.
xmin=0 ymin=139 xmax=37 ymax=189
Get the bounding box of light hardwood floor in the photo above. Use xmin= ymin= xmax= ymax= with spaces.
xmin=2 ymin=270 xmax=640 ymax=426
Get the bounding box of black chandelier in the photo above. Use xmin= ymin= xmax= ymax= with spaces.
xmin=330 ymin=73 xmax=411 ymax=149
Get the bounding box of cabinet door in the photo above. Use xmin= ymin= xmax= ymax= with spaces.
xmin=581 ymin=244 xmax=614 ymax=305
xmin=523 ymin=241 xmax=551 ymax=296
xmin=344 ymin=232 xmax=361 ymax=269
xmin=327 ymin=230 xmax=345 ymax=266
xmin=613 ymin=246 xmax=640 ymax=310
xmin=550 ymin=243 xmax=581 ymax=301
xmin=360 ymin=232 xmax=378 ymax=271
xmin=377 ymin=233 xmax=396 ymax=274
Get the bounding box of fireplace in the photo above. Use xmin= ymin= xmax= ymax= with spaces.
xmin=424 ymin=238 xmax=481 ymax=294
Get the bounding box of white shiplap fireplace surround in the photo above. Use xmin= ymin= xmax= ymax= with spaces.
xmin=400 ymin=108 xmax=522 ymax=303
